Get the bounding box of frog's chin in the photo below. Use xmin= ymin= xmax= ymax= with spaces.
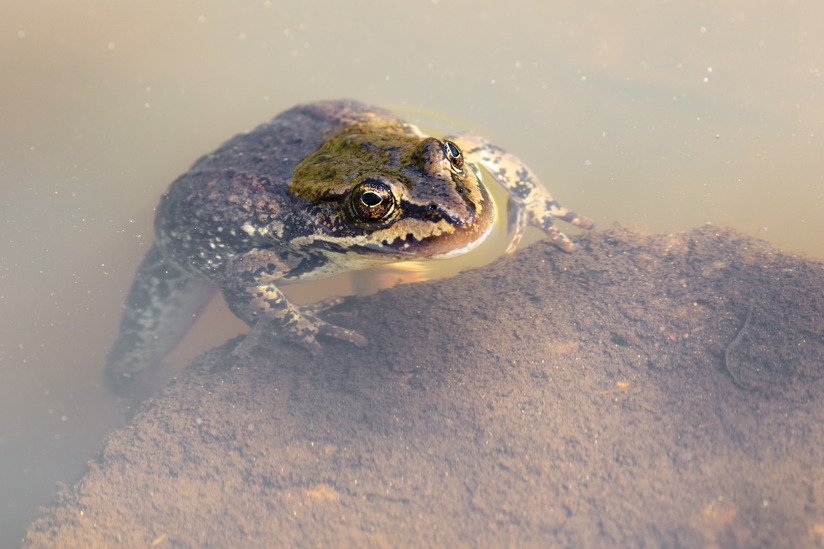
xmin=373 ymin=219 xmax=493 ymax=260
xmin=427 ymin=221 xmax=494 ymax=259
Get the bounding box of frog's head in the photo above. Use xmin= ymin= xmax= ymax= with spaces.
xmin=290 ymin=121 xmax=494 ymax=259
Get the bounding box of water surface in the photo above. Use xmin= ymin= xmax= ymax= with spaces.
xmin=2 ymin=1 xmax=823 ymax=545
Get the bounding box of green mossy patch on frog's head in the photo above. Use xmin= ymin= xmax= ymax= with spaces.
xmin=290 ymin=120 xmax=424 ymax=203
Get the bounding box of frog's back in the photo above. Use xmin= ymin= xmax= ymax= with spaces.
xmin=161 ymin=100 xmax=399 ymax=222
xmin=154 ymin=100 xmax=399 ymax=271
xmin=188 ymin=100 xmax=396 ymax=176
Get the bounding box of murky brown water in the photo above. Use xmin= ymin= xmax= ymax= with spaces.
xmin=2 ymin=1 xmax=823 ymax=545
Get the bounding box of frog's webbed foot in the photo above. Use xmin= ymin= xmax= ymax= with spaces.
xmin=450 ymin=133 xmax=594 ymax=253
xmin=299 ymin=296 xmax=368 ymax=348
xmin=226 ymin=284 xmax=366 ymax=360
xmin=522 ymin=198 xmax=595 ymax=253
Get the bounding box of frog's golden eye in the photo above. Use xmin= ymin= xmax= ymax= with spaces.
xmin=348 ymin=179 xmax=397 ymax=223
xmin=442 ymin=140 xmax=464 ymax=173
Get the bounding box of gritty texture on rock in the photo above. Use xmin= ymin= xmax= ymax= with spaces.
xmin=25 ymin=225 xmax=824 ymax=548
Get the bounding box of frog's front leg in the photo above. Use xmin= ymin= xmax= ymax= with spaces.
xmin=222 ymin=251 xmax=367 ymax=358
xmin=104 ymin=244 xmax=216 ymax=395
xmin=451 ymin=134 xmax=594 ymax=253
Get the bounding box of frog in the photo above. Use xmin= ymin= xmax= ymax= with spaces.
xmin=104 ymin=99 xmax=593 ymax=395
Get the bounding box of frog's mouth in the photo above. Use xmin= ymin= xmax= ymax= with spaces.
xmin=361 ymin=198 xmax=497 ymax=259
xmin=428 ymin=220 xmax=495 ymax=258
xmin=292 ymin=198 xmax=495 ymax=261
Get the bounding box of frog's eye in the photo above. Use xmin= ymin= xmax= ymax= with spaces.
xmin=348 ymin=179 xmax=397 ymax=223
xmin=442 ymin=140 xmax=464 ymax=173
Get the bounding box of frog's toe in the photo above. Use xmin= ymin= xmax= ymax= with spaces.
xmin=285 ymin=320 xmax=366 ymax=357
xmin=567 ymin=213 xmax=595 ymax=230
xmin=302 ymin=296 xmax=346 ymax=315
xmin=544 ymin=227 xmax=577 ymax=253
xmin=236 ymin=312 xmax=367 ymax=359
xmin=317 ymin=321 xmax=368 ymax=347
xmin=545 ymin=201 xmax=595 ymax=230
xmin=533 ymin=202 xmax=594 ymax=252
xmin=296 ymin=334 xmax=324 ymax=357
xmin=294 ymin=322 xmax=366 ymax=357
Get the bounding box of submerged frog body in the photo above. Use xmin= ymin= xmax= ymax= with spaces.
xmin=105 ymin=100 xmax=593 ymax=394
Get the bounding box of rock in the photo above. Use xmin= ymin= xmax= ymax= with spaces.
xmin=24 ymin=225 xmax=824 ymax=548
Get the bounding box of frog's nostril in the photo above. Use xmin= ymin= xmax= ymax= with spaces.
xmin=426 ymin=203 xmax=444 ymax=220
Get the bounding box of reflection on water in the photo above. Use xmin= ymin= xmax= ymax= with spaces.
xmin=2 ymin=0 xmax=823 ymax=545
